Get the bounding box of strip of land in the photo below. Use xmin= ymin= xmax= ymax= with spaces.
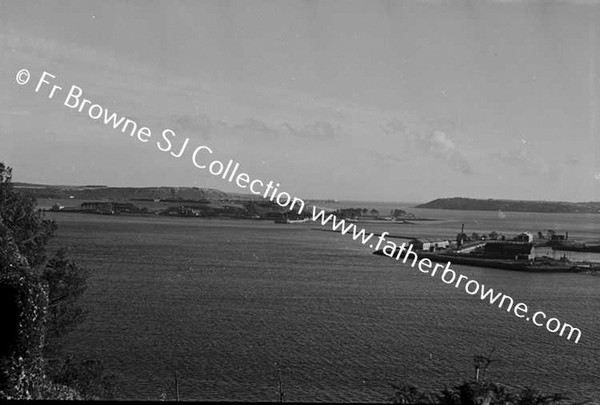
xmin=416 ymin=197 xmax=600 ymax=214
xmin=17 ymin=182 xmax=423 ymax=222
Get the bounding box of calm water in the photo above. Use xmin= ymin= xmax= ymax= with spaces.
xmin=46 ymin=209 xmax=600 ymax=402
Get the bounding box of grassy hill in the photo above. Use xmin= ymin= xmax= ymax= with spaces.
xmin=14 ymin=182 xmax=307 ymax=219
xmin=13 ymin=183 xmax=233 ymax=201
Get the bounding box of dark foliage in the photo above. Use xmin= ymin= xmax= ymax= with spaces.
xmin=391 ymin=350 xmax=569 ymax=404
xmin=47 ymin=355 xmax=117 ymax=400
xmin=0 ymin=163 xmax=57 ymax=268
xmin=0 ymin=163 xmax=88 ymax=350
xmin=390 ymin=383 xmax=435 ymax=404
xmin=0 ymin=162 xmax=114 ymax=399
xmin=42 ymin=249 xmax=88 ymax=354
xmin=391 ymin=379 xmax=569 ymax=405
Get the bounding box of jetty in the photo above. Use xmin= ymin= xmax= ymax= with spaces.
xmin=372 ymin=224 xmax=600 ymax=273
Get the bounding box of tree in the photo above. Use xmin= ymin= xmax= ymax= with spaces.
xmin=0 ymin=163 xmax=56 ymax=268
xmin=391 ymin=209 xmax=408 ymax=218
xmin=42 ymin=250 xmax=88 ymax=353
xmin=0 ymin=163 xmax=113 ymax=399
xmin=0 ymin=163 xmax=88 ymax=354
xmin=49 ymin=356 xmax=117 ymax=400
xmin=390 ymin=384 xmax=433 ymax=404
xmin=390 ymin=352 xmax=569 ymax=405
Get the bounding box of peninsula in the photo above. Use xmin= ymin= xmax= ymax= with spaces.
xmin=16 ymin=182 xmax=415 ymax=222
xmin=416 ymin=197 xmax=600 ymax=214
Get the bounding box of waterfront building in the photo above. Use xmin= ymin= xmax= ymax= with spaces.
xmin=410 ymin=238 xmax=450 ymax=252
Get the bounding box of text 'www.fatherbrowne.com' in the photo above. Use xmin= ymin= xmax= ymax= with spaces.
xmin=311 ymin=207 xmax=582 ymax=344
xmin=17 ymin=68 xmax=582 ymax=345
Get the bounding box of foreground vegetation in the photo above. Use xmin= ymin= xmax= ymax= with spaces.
xmin=389 ymin=351 xmax=572 ymax=405
xmin=391 ymin=382 xmax=569 ymax=405
xmin=0 ymin=163 xmax=115 ymax=399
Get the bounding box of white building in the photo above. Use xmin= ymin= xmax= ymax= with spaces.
xmin=410 ymin=238 xmax=450 ymax=251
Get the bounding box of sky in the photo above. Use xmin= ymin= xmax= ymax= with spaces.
xmin=1 ymin=0 xmax=600 ymax=203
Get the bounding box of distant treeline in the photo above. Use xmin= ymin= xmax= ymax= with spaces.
xmin=131 ymin=198 xmax=211 ymax=203
xmin=335 ymin=207 xmax=415 ymax=219
xmin=16 ymin=183 xmax=231 ymax=201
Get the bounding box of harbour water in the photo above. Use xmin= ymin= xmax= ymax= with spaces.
xmin=47 ymin=208 xmax=600 ymax=402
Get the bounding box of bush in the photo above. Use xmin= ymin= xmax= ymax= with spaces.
xmin=0 ymin=162 xmax=114 ymax=399
xmin=391 ymin=377 xmax=569 ymax=404
xmin=47 ymin=355 xmax=117 ymax=400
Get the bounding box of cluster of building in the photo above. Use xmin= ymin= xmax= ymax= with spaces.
xmin=409 ymin=230 xmax=546 ymax=261
xmin=409 ymin=239 xmax=450 ymax=251
xmin=48 ymin=199 xmax=304 ymax=220
xmin=80 ymin=201 xmax=142 ymax=215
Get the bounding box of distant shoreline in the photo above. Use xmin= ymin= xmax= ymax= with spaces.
xmin=20 ymin=181 xmax=600 ymax=215
xmin=416 ymin=197 xmax=600 ymax=214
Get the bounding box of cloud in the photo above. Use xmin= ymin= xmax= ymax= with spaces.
xmin=0 ymin=109 xmax=31 ymax=116
xmin=232 ymin=118 xmax=280 ymax=139
xmin=564 ymin=156 xmax=581 ymax=166
xmin=167 ymin=113 xmax=213 ymax=139
xmin=164 ymin=113 xmax=343 ymax=141
xmin=382 ymin=119 xmax=475 ymax=175
xmin=492 ymin=149 xmax=583 ymax=178
xmin=365 ymin=150 xmax=410 ymax=169
xmin=1 ymin=30 xmax=147 ymax=78
xmin=491 ymin=148 xmax=557 ymax=177
xmin=420 ymin=130 xmax=475 ymax=175
xmin=282 ymin=121 xmax=342 ymax=140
